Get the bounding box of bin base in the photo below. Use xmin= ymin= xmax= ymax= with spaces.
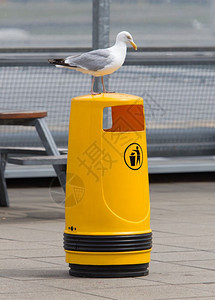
xmin=69 ymin=263 xmax=149 ymax=278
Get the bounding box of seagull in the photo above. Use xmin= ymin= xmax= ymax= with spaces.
xmin=48 ymin=31 xmax=137 ymax=95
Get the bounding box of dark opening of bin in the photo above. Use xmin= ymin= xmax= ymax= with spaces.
xmin=103 ymin=105 xmax=145 ymax=132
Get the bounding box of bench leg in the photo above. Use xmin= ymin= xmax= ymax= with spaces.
xmin=34 ymin=118 xmax=66 ymax=192
xmin=0 ymin=153 xmax=9 ymax=207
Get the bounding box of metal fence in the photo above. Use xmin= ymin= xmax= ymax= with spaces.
xmin=0 ymin=48 xmax=215 ymax=158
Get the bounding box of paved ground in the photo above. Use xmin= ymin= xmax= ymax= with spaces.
xmin=0 ymin=179 xmax=215 ymax=299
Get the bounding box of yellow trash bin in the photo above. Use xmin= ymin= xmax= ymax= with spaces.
xmin=64 ymin=93 xmax=152 ymax=277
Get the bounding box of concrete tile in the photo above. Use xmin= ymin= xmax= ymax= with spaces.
xmin=174 ymin=259 xmax=215 ymax=271
xmin=152 ymin=243 xmax=195 ymax=253
xmin=0 ymin=290 xmax=109 ymax=300
xmin=149 ymin=260 xmax=203 ymax=274
xmin=1 ymin=204 xmax=64 ymax=224
xmin=40 ymin=240 xmax=63 ymax=247
xmin=40 ymin=276 xmax=163 ymax=293
xmin=152 ymin=230 xmax=183 ymax=238
xmin=0 ymin=278 xmax=61 ymax=294
xmin=152 ymin=222 xmax=215 ymax=237
xmin=143 ymin=269 xmax=215 ymax=285
xmin=16 ymin=221 xmax=65 ymax=233
xmin=0 ymin=257 xmax=64 ymax=270
xmin=0 ymin=268 xmax=68 ymax=281
xmin=7 ymin=248 xmax=64 ymax=259
xmin=0 ymin=252 xmax=13 ymax=259
xmin=0 ymin=227 xmax=63 ymax=242
xmin=88 ymin=284 xmax=214 ymax=300
xmin=153 ymin=236 xmax=215 ymax=251
xmin=187 ymin=283 xmax=215 ymax=293
xmin=169 ymin=298 xmax=215 ymax=300
xmin=0 ymin=240 xmax=56 ymax=251
xmin=31 ymin=256 xmax=65 ymax=267
xmin=151 ymin=250 xmax=215 ymax=262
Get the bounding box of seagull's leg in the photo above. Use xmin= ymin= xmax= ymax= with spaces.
xmin=101 ymin=76 xmax=115 ymax=93
xmin=91 ymin=76 xmax=100 ymax=95
xmin=91 ymin=76 xmax=96 ymax=95
xmin=101 ymin=76 xmax=106 ymax=93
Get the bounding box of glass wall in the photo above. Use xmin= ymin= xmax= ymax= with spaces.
xmin=0 ymin=0 xmax=92 ymax=48
xmin=0 ymin=0 xmax=214 ymax=48
xmin=110 ymin=0 xmax=213 ymax=47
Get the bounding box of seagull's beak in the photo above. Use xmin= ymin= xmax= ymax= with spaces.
xmin=130 ymin=40 xmax=137 ymax=51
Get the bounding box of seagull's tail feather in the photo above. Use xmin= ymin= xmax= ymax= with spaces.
xmin=48 ymin=58 xmax=73 ymax=68
xmin=48 ymin=58 xmax=64 ymax=65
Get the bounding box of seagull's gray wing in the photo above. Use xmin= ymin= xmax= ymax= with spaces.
xmin=65 ymin=49 xmax=113 ymax=71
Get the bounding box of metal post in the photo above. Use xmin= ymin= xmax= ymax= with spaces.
xmin=0 ymin=152 xmax=9 ymax=207
xmin=92 ymin=0 xmax=110 ymax=93
xmin=210 ymin=0 xmax=215 ymax=35
xmin=92 ymin=0 xmax=112 ymax=129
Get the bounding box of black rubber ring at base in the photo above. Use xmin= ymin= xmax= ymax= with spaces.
xmin=69 ymin=263 xmax=149 ymax=278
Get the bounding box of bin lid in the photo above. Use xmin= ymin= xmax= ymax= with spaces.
xmin=72 ymin=93 xmax=143 ymax=107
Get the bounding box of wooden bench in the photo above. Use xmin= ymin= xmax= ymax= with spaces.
xmin=0 ymin=147 xmax=68 ymax=207
xmin=8 ymin=154 xmax=67 ymax=166
xmin=0 ymin=111 xmax=67 ymax=207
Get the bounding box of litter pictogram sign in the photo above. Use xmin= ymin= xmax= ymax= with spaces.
xmin=124 ymin=143 xmax=143 ymax=170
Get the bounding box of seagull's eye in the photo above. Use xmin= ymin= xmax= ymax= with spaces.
xmin=127 ymin=36 xmax=131 ymax=40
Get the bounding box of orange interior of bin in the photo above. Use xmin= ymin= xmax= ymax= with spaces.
xmin=104 ymin=105 xmax=145 ymax=132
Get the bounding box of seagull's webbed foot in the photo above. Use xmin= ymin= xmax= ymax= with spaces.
xmin=103 ymin=90 xmax=115 ymax=94
xmin=91 ymin=91 xmax=101 ymax=95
